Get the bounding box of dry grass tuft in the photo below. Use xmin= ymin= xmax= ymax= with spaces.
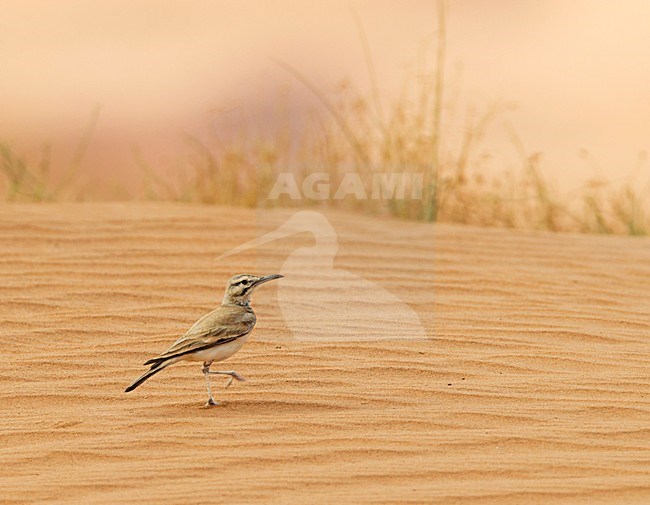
xmin=0 ymin=4 xmax=647 ymax=236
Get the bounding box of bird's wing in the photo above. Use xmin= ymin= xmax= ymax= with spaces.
xmin=144 ymin=306 xmax=256 ymax=364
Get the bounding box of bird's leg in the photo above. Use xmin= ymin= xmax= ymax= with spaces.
xmin=206 ymin=370 xmax=247 ymax=388
xmin=202 ymin=361 xmax=219 ymax=406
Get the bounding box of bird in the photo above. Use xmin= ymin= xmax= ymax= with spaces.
xmin=125 ymin=273 xmax=283 ymax=406
xmin=219 ymin=211 xmax=426 ymax=342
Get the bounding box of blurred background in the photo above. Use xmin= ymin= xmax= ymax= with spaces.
xmin=1 ymin=0 xmax=649 ymax=232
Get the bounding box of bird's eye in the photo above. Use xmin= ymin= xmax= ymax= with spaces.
xmin=241 ymin=280 xmax=249 ymax=286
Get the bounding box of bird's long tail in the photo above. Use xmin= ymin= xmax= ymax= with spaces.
xmin=125 ymin=358 xmax=177 ymax=393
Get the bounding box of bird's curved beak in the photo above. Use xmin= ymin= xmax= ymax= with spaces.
xmin=253 ymin=274 xmax=283 ymax=287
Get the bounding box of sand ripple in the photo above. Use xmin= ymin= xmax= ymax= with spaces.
xmin=0 ymin=204 xmax=649 ymax=504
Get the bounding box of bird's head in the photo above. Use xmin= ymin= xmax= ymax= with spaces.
xmin=222 ymin=273 xmax=283 ymax=306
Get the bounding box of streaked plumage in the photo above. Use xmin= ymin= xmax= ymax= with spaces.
xmin=125 ymin=273 xmax=282 ymax=406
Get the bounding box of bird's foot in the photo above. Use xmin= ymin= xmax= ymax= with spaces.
xmin=204 ymin=398 xmax=220 ymax=407
xmin=208 ymin=370 xmax=247 ymax=388
xmin=225 ymin=372 xmax=247 ymax=388
xmin=230 ymin=371 xmax=247 ymax=382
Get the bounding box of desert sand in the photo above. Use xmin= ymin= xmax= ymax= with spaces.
xmin=1 ymin=203 xmax=649 ymax=504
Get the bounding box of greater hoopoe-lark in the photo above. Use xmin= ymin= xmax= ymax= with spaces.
xmin=125 ymin=274 xmax=283 ymax=406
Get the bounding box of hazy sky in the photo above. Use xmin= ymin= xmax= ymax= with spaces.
xmin=1 ymin=0 xmax=649 ymax=192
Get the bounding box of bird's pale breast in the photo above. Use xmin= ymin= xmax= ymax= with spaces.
xmin=183 ymin=333 xmax=251 ymax=363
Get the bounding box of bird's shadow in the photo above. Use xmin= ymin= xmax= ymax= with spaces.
xmin=130 ymin=398 xmax=346 ymax=417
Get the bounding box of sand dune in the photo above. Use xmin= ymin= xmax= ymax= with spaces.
xmin=1 ymin=203 xmax=649 ymax=504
